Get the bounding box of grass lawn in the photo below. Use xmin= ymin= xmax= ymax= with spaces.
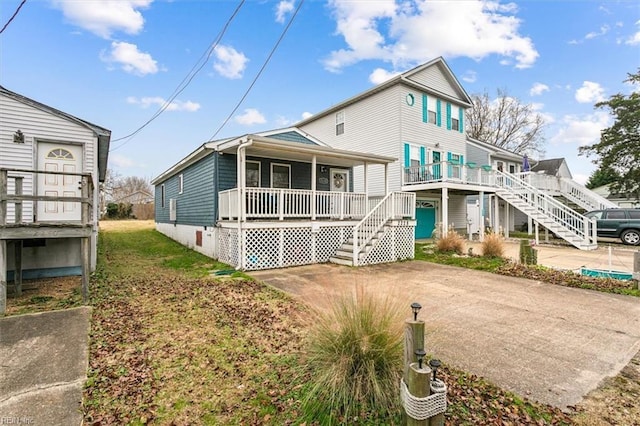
xmin=8 ymin=221 xmax=635 ymax=424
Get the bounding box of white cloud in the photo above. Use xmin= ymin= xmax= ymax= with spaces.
xmin=369 ymin=68 xmax=400 ymax=84
xmin=275 ymin=0 xmax=294 ymax=24
xmin=101 ymin=41 xmax=159 ymax=75
xmin=323 ymin=0 xmax=538 ymax=72
xmin=126 ymin=96 xmax=200 ymax=112
xmin=573 ymin=173 xmax=589 ymax=185
xmin=575 ymin=81 xmax=606 ymax=103
xmin=626 ymin=20 xmax=640 ymax=45
xmin=301 ymin=111 xmax=313 ymax=120
xmin=550 ymin=111 xmax=610 ymax=146
xmin=462 ymin=70 xmax=477 ymax=83
xmin=235 ymin=108 xmax=266 ymax=125
xmin=530 ymin=102 xmax=555 ymax=124
xmin=52 ymin=0 xmax=152 ymax=39
xmin=213 ymin=45 xmax=248 ymax=79
xmin=585 ymin=24 xmax=609 ymax=40
xmin=529 ymin=82 xmax=549 ymax=96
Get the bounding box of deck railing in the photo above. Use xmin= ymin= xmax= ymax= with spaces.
xmin=219 ymin=188 xmax=370 ymax=220
xmin=0 ymin=168 xmax=94 ymax=227
xmin=403 ymin=161 xmax=495 ymax=186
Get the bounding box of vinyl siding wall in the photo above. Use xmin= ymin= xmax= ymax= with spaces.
xmin=466 ymin=144 xmax=491 ymax=167
xmin=299 ymin=85 xmax=403 ymax=195
xmin=405 ymin=63 xmax=463 ymax=100
xmin=400 ymin=84 xmax=468 ymax=175
xmin=155 ymin=153 xmax=216 ymax=226
xmin=0 ymin=93 xmax=98 ymax=223
xmin=155 ymin=153 xmax=352 ymax=225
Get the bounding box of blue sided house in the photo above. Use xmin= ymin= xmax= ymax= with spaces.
xmin=153 ymin=57 xmax=616 ymax=271
xmin=151 ymin=129 xmax=416 ymax=270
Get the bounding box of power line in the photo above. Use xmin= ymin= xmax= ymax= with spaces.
xmin=110 ymin=0 xmax=246 ymax=152
xmin=0 ymin=0 xmax=27 ymax=35
xmin=208 ymin=0 xmax=304 ymax=141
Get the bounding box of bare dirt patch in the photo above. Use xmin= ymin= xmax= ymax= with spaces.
xmin=5 ymin=276 xmax=81 ymax=316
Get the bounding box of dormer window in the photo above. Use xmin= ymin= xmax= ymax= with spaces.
xmin=336 ymin=110 xmax=345 ymax=135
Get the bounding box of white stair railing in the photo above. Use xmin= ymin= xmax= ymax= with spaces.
xmin=352 ymin=192 xmax=415 ymax=265
xmin=514 ymin=172 xmax=617 ymax=212
xmin=495 ymin=171 xmax=597 ymax=249
xmin=558 ymin=178 xmax=618 ymax=211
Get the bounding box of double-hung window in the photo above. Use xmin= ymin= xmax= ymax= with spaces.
xmin=450 ymin=105 xmax=460 ymax=131
xmin=336 ymin=110 xmax=345 ymax=135
xmin=450 ymin=153 xmax=462 ymax=179
xmin=246 ymin=161 xmax=261 ymax=187
xmin=271 ymin=163 xmax=291 ymax=189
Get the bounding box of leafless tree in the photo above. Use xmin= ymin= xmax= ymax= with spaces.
xmin=466 ymin=88 xmax=546 ymax=155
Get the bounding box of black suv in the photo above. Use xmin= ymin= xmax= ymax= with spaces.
xmin=584 ymin=209 xmax=640 ymax=246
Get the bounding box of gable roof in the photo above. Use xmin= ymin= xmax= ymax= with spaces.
xmin=255 ymin=127 xmax=325 ymax=146
xmin=465 ymin=137 xmax=523 ymax=161
xmin=295 ymin=57 xmax=472 ymax=128
xmin=0 ymin=85 xmax=112 ymax=182
xmin=531 ymin=158 xmax=566 ymax=175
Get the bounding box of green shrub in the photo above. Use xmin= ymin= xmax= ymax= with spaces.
xmin=481 ymin=232 xmax=505 ymax=258
xmin=302 ymin=291 xmax=404 ymax=424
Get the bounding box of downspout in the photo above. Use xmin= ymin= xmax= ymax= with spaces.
xmin=236 ymin=138 xmax=253 ymax=270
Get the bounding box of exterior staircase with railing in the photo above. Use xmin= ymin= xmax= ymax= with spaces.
xmin=330 ymin=192 xmax=415 ymax=266
xmin=495 ymin=171 xmax=598 ymax=250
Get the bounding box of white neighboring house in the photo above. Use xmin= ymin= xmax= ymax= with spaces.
xmin=0 ymin=85 xmax=111 ymax=313
xmin=592 ymin=185 xmax=640 ymax=209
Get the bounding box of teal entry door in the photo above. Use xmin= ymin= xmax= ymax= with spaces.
xmin=415 ymin=200 xmax=436 ymax=239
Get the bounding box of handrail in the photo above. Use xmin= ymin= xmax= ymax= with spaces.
xmin=495 ymin=171 xmax=596 ymax=247
xmin=558 ymin=177 xmax=618 ymax=211
xmin=352 ymin=192 xmax=415 ymax=265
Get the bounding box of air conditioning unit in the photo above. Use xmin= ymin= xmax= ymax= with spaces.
xmin=169 ymin=198 xmax=177 ymax=221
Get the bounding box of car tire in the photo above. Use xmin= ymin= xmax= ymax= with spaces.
xmin=621 ymin=229 xmax=640 ymax=246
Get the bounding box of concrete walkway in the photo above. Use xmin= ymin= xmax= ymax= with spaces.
xmin=0 ymin=307 xmax=91 ymax=425
xmin=251 ymin=262 xmax=640 ymax=409
xmin=465 ymin=240 xmax=637 ymax=273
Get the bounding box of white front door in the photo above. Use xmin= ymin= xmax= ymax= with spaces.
xmin=37 ymin=142 xmax=83 ymax=222
xmin=330 ymin=169 xmax=349 ymax=192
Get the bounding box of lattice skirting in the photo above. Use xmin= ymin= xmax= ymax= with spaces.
xmin=219 ymin=221 xmax=414 ymax=271
xmin=359 ymin=222 xmax=415 ymax=266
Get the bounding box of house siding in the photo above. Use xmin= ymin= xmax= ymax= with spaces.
xmin=466 ymin=144 xmax=490 ymax=167
xmin=0 ymin=93 xmax=98 ymax=223
xmin=300 ymin=85 xmax=403 ymax=195
xmin=155 ymin=153 xmax=216 ymax=226
xmin=405 ymin=63 xmax=462 ymax=100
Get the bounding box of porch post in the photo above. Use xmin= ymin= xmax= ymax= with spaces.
xmin=505 ymin=203 xmax=510 ymax=238
xmin=494 ymin=195 xmax=500 ymax=233
xmin=442 ymin=187 xmax=448 ymax=237
xmin=479 ymin=191 xmax=485 ymax=241
xmin=535 ymin=221 xmax=540 ymax=245
xmin=311 ymin=155 xmax=317 ymax=220
xmin=528 ymin=217 xmax=533 ymax=235
xmin=364 ymin=162 xmax=369 ymax=200
xmin=384 ymin=163 xmax=389 ymax=195
xmin=0 ymin=240 xmax=6 ymax=315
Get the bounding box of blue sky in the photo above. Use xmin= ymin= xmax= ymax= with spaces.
xmin=1 ymin=0 xmax=639 ymax=184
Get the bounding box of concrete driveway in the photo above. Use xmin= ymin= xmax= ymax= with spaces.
xmin=251 ymin=261 xmax=640 ymax=409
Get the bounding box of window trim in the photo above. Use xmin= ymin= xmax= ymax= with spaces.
xmin=336 ymin=110 xmax=345 ymax=136
xmin=161 ymin=184 xmax=166 ymax=208
xmin=270 ymin=163 xmax=291 ymax=189
xmin=178 ymin=174 xmax=184 ymax=194
xmin=245 ymin=160 xmax=261 ymax=187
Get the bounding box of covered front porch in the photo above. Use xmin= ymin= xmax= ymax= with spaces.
xmin=213 ymin=135 xmax=416 ymax=270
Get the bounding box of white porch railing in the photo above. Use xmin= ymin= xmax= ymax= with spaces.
xmin=352 ymin=192 xmax=415 ymax=265
xmin=218 ymin=188 xmax=369 ymax=220
xmin=403 ymin=162 xmax=495 ymax=186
